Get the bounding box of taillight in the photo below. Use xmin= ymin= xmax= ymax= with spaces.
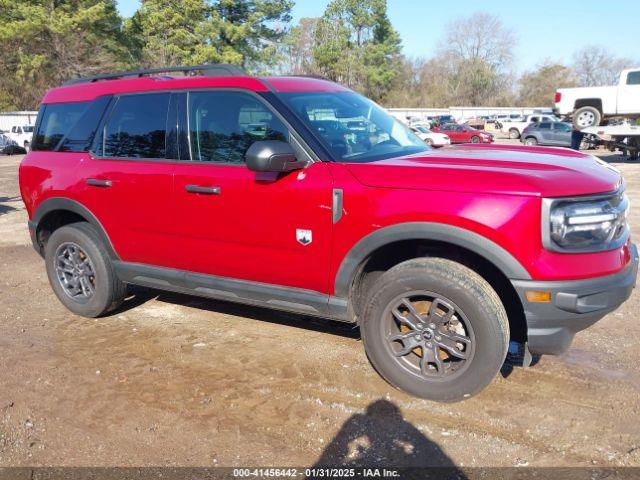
xmin=554 ymin=91 xmax=562 ymax=103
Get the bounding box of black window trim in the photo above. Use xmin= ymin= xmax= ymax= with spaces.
xmin=90 ymin=90 xmax=174 ymax=163
xmin=180 ymin=88 xmax=318 ymax=167
xmin=52 ymin=96 xmax=111 ymax=153
xmin=32 ymin=100 xmax=92 ymax=152
xmin=87 ymin=87 xmax=319 ymax=167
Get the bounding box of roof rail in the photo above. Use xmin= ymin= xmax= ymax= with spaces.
xmin=63 ymin=63 xmax=248 ymax=86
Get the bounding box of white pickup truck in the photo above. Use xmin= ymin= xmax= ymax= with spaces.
xmin=7 ymin=125 xmax=34 ymax=149
xmin=555 ymin=67 xmax=640 ymax=130
xmin=498 ymin=114 xmax=560 ymax=139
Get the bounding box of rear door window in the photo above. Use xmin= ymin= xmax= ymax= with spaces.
xmin=539 ymin=122 xmax=551 ymax=129
xmin=100 ymin=93 xmax=170 ymax=159
xmin=32 ymin=102 xmax=89 ymax=151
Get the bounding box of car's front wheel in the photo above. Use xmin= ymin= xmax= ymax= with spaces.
xmin=361 ymin=258 xmax=509 ymax=402
xmin=45 ymin=222 xmax=126 ymax=317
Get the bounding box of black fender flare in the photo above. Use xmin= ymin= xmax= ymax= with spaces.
xmin=30 ymin=197 xmax=119 ymax=259
xmin=333 ymin=222 xmax=532 ymax=298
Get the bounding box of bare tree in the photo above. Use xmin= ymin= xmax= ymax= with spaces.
xmin=438 ymin=12 xmax=515 ymax=71
xmin=572 ymin=46 xmax=635 ymax=86
xmin=427 ymin=12 xmax=517 ymax=106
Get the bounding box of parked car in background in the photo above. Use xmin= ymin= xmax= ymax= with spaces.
xmin=492 ymin=114 xmax=510 ymax=125
xmin=435 ymin=114 xmax=455 ymax=125
xmin=409 ymin=125 xmax=450 ymax=147
xmin=7 ymin=125 xmax=34 ymax=149
xmin=433 ymin=123 xmax=494 ymax=143
xmin=499 ymin=114 xmax=561 ymax=139
xmin=520 ymin=122 xmax=573 ymax=147
xmin=0 ymin=133 xmax=27 ymax=155
xmin=555 ymin=67 xmax=640 ymax=130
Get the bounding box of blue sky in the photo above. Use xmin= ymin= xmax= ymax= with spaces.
xmin=116 ymin=0 xmax=639 ymax=72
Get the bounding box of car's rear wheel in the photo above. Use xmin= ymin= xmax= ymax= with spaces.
xmin=524 ymin=137 xmax=538 ymax=146
xmin=573 ymin=106 xmax=601 ymax=130
xmin=470 ymin=135 xmax=480 ymax=143
xmin=361 ymin=258 xmax=509 ymax=402
xmin=509 ymin=128 xmax=520 ymax=139
xmin=425 ymin=138 xmax=433 ymax=146
xmin=45 ymin=222 xmax=126 ymax=317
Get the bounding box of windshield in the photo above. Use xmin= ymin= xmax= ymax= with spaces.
xmin=416 ymin=126 xmax=431 ymax=134
xmin=278 ymin=92 xmax=428 ymax=162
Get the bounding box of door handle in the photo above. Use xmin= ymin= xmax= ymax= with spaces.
xmin=86 ymin=178 xmax=112 ymax=187
xmin=185 ymin=185 xmax=221 ymax=195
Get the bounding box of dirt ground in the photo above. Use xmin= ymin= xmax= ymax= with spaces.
xmin=1 ymin=141 xmax=640 ymax=468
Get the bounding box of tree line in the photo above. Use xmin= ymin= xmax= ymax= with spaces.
xmin=0 ymin=0 xmax=636 ymax=111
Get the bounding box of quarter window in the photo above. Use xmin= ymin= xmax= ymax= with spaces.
xmin=101 ymin=93 xmax=170 ymax=159
xmin=188 ymin=91 xmax=288 ymax=164
xmin=32 ymin=101 xmax=89 ymax=151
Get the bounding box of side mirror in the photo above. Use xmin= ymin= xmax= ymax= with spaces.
xmin=245 ymin=140 xmax=306 ymax=173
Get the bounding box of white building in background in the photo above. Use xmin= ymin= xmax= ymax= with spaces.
xmin=0 ymin=111 xmax=38 ymax=132
xmin=387 ymin=106 xmax=552 ymax=123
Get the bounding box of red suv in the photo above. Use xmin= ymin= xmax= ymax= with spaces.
xmin=19 ymin=64 xmax=637 ymax=402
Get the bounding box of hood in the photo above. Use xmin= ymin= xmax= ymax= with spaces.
xmin=345 ymin=144 xmax=621 ymax=197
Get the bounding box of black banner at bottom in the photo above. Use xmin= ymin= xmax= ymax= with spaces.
xmin=0 ymin=467 xmax=639 ymax=480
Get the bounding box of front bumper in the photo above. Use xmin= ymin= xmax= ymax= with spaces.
xmin=511 ymin=243 xmax=638 ymax=355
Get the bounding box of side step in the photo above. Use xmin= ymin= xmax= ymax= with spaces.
xmin=112 ymin=261 xmax=352 ymax=323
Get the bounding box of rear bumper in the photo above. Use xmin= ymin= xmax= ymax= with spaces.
xmin=511 ymin=243 xmax=638 ymax=355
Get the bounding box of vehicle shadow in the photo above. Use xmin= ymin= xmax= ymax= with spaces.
xmin=596 ymin=152 xmax=639 ymax=164
xmin=115 ymin=285 xmax=360 ymax=339
xmin=0 ymin=196 xmax=19 ymax=215
xmin=312 ymin=399 xmax=467 ymax=475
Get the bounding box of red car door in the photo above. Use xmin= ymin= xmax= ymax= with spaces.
xmin=79 ymin=92 xmax=179 ymax=268
xmin=172 ymin=90 xmax=334 ymax=294
xmin=438 ymin=125 xmax=462 ymax=143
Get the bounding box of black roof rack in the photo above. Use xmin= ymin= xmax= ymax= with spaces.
xmin=64 ymin=63 xmax=248 ymax=86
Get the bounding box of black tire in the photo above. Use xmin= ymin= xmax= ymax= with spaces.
xmin=573 ymin=106 xmax=601 ymax=130
xmin=425 ymin=138 xmax=433 ymax=146
xmin=509 ymin=128 xmax=520 ymax=139
xmin=470 ymin=135 xmax=480 ymax=143
xmin=523 ymin=136 xmax=538 ymax=146
xmin=361 ymin=258 xmax=509 ymax=402
xmin=45 ymin=222 xmax=126 ymax=317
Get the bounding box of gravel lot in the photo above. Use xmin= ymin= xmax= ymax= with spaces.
xmin=1 ymin=141 xmax=639 ymax=468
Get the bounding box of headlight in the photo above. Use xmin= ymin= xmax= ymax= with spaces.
xmin=542 ymin=189 xmax=629 ymax=252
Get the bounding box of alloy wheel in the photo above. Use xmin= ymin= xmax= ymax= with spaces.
xmin=54 ymin=242 xmax=96 ymax=302
xmin=382 ymin=291 xmax=475 ymax=380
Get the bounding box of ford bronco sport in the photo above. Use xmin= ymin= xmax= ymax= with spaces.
xmin=19 ymin=64 xmax=638 ymax=402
